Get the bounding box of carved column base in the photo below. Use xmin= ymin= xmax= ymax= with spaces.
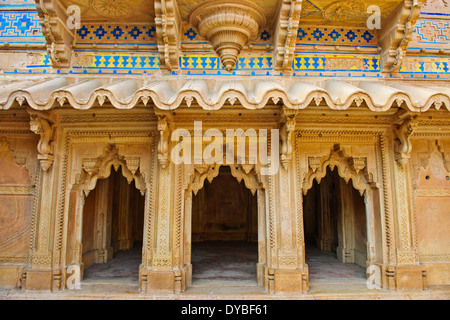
xmin=263 ymin=265 xmax=309 ymax=294
xmin=139 ymin=264 xmax=190 ymax=294
xmin=337 ymin=246 xmax=355 ymax=263
xmin=316 ymin=238 xmax=333 ymax=251
xmin=118 ymin=240 xmax=134 ymax=251
xmin=379 ymin=264 xmax=427 ymax=291
xmin=24 ymin=269 xmax=53 ymax=291
xmin=0 ymin=266 xmax=25 ymax=289
xmin=96 ymin=247 xmax=113 ymax=263
xmin=394 ymin=265 xmax=428 ymax=291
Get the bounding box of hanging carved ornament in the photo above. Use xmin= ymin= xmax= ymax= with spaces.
xmin=189 ymin=0 xmax=266 ymax=71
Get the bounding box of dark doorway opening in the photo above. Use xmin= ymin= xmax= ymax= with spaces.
xmin=191 ymin=166 xmax=258 ymax=285
xmin=81 ymin=167 xmax=145 ymax=283
xmin=303 ymin=168 xmax=367 ymax=284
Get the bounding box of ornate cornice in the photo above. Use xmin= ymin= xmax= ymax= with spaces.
xmin=2 ymin=78 xmax=449 ymax=112
xmin=190 ymin=0 xmax=266 ymax=71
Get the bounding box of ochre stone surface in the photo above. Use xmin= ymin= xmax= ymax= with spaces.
xmin=0 ymin=0 xmax=449 ymax=300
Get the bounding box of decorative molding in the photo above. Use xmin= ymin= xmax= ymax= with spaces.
xmin=419 ymin=253 xmax=450 ymax=262
xmin=0 ymin=255 xmax=28 ymax=264
xmin=415 ymin=187 xmax=450 ymax=197
xmin=396 ymin=248 xmax=418 ymax=265
xmin=322 ymin=0 xmax=366 ymax=22
xmin=0 ymin=185 xmax=34 ymax=195
xmin=190 ymin=0 xmax=266 ymax=71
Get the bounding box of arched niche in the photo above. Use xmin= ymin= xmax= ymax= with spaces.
xmin=65 ymin=143 xmax=148 ymax=286
xmin=181 ymin=162 xmax=267 ymax=287
xmin=302 ymin=144 xmax=383 ymax=268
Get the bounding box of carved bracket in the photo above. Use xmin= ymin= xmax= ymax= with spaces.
xmin=280 ymin=109 xmax=297 ymax=170
xmin=157 ymin=115 xmax=170 ymax=169
xmin=155 ymin=0 xmax=181 ymax=71
xmin=35 ymin=0 xmax=74 ymax=68
xmin=157 ymin=113 xmax=172 ymax=169
xmin=273 ymin=0 xmax=303 ymax=72
xmin=29 ymin=111 xmax=56 ymax=171
xmin=378 ymin=0 xmax=426 ymax=73
xmin=394 ymin=110 xmax=418 ymax=167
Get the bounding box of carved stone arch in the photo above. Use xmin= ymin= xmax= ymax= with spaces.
xmin=303 ymin=144 xmax=374 ymax=196
xmin=77 ymin=143 xmax=146 ymax=196
xmin=185 ymin=163 xmax=264 ymax=196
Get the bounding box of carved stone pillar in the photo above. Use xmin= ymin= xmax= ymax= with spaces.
xmin=117 ymin=177 xmax=132 ymax=251
xmin=94 ymin=179 xmax=113 ymax=263
xmin=262 ymin=110 xmax=308 ymax=294
xmin=317 ymin=176 xmax=334 ymax=252
xmin=364 ymin=189 xmax=377 ymax=264
xmin=140 ymin=113 xmax=189 ymax=293
xmin=63 ymin=188 xmax=85 ymax=288
xmin=25 ymin=112 xmax=61 ymax=291
xmin=391 ymin=113 xmax=427 ymax=290
xmin=337 ymin=177 xmax=357 ymax=263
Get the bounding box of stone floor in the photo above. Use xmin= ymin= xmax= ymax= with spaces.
xmin=1 ymin=241 xmax=449 ymax=299
xmin=191 ymin=241 xmax=258 ymax=286
xmin=306 ymin=246 xmax=366 ymax=284
xmin=83 ymin=247 xmax=142 ymax=283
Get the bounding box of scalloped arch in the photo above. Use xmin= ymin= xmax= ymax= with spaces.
xmin=79 ymin=144 xmax=146 ymax=196
xmin=302 ymin=146 xmax=374 ymax=196
xmin=187 ymin=163 xmax=263 ymax=196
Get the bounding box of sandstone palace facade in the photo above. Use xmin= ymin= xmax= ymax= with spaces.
xmin=0 ymin=0 xmax=449 ymax=297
